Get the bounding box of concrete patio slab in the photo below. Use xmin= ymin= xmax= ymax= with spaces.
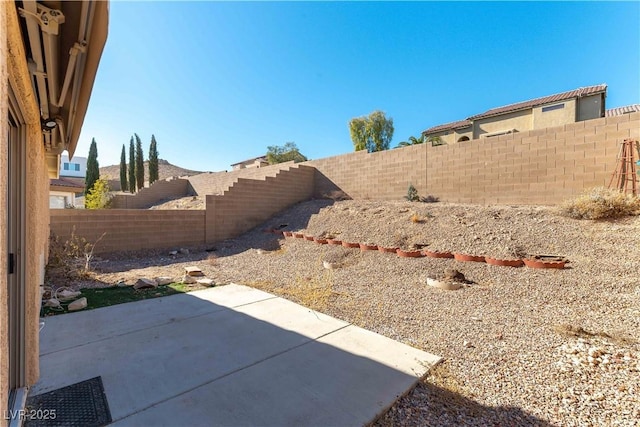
xmin=34 ymin=284 xmax=440 ymax=426
xmin=39 ymin=285 xmax=277 ymax=354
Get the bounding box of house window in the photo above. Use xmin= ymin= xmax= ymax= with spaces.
xmin=542 ymin=103 xmax=564 ymax=112
xmin=74 ymin=163 xmax=80 ymax=171
xmin=457 ymin=136 xmax=470 ymax=142
xmin=63 ymin=162 xmax=69 ymax=170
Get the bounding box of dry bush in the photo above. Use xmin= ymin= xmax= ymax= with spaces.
xmin=321 ymin=190 xmax=351 ymax=201
xmin=47 ymin=229 xmax=105 ymax=279
xmin=560 ymin=187 xmax=640 ymax=220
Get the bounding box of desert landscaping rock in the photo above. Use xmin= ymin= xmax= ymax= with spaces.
xmin=155 ymin=277 xmax=174 ymax=286
xmin=196 ymin=278 xmax=215 ymax=287
xmin=184 ymin=266 xmax=203 ymax=276
xmin=181 ymin=274 xmax=197 ymax=284
xmin=133 ymin=278 xmax=158 ymax=290
xmin=426 ymin=277 xmax=462 ymax=291
xmin=64 ymin=199 xmax=640 ymax=426
xmin=68 ymin=297 xmax=87 ymax=311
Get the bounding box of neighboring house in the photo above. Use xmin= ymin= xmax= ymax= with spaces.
xmin=1 ymin=0 xmax=108 ymax=420
xmin=231 ymin=156 xmax=269 ymax=170
xmin=423 ymin=84 xmax=607 ymax=144
xmin=605 ymin=104 xmax=640 ymax=117
xmin=49 ymin=177 xmax=85 ymax=209
xmin=59 ymin=154 xmax=87 ymax=178
xmin=48 ymin=154 xmax=87 ymax=207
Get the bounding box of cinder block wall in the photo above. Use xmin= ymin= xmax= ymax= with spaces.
xmin=306 ymin=144 xmax=428 ymax=200
xmin=49 ymin=209 xmax=206 ymax=254
xmin=305 ymin=113 xmax=639 ymax=204
xmin=187 ymin=161 xmax=296 ymax=195
xmin=110 ymin=178 xmax=191 ymax=209
xmin=424 ymin=112 xmax=639 ymax=204
xmin=205 ymin=165 xmax=315 ymax=243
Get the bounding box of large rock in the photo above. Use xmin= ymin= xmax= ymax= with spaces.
xmin=184 ymin=266 xmax=204 ymax=277
xmin=181 ymin=274 xmax=197 ymax=284
xmin=68 ymin=297 xmax=87 ymax=311
xmin=56 ymin=289 xmax=82 ymax=302
xmin=427 ymin=277 xmax=461 ymax=291
xmin=134 ymin=278 xmax=158 ymax=290
xmin=196 ymin=278 xmax=215 ymax=287
xmin=155 ymin=276 xmax=174 ymax=286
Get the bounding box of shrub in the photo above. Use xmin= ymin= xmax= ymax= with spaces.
xmin=47 ymin=229 xmax=106 ymax=280
xmin=560 ymin=187 xmax=640 ymax=220
xmin=405 ymin=184 xmax=419 ymax=202
xmin=85 ymin=178 xmax=112 ymax=209
xmin=420 ymin=195 xmax=439 ymax=203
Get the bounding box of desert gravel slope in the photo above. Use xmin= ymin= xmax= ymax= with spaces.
xmin=77 ymin=200 xmax=640 ymax=426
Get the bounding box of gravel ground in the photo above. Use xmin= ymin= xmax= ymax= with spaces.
xmin=56 ymin=199 xmax=640 ymax=426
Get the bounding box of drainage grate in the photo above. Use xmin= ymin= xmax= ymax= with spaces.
xmin=25 ymin=376 xmax=112 ymax=427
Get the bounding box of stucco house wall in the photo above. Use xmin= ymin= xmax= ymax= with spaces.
xmin=473 ymin=109 xmax=532 ymax=138
xmin=424 ymin=86 xmax=608 ymax=145
xmin=2 ymin=3 xmax=51 ymax=423
xmin=1 ymin=4 xmax=9 ymax=419
xmin=453 ymin=126 xmax=473 ymax=142
xmin=426 ymin=130 xmax=453 ymax=145
xmin=532 ymin=99 xmax=577 ymax=129
xmin=49 ymin=190 xmax=76 ymax=208
xmin=59 ymin=154 xmax=87 ymax=178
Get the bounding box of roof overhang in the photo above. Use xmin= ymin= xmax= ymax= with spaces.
xmin=17 ymin=0 xmax=108 ymax=173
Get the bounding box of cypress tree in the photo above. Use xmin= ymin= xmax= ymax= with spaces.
xmin=148 ymin=135 xmax=159 ymax=185
xmin=135 ymin=133 xmax=144 ymax=190
xmin=128 ymin=137 xmax=136 ymax=193
xmin=119 ymin=144 xmax=128 ymax=192
xmin=85 ymin=138 xmax=99 ymax=197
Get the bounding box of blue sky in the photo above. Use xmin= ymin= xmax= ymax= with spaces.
xmin=76 ymin=1 xmax=640 ymax=172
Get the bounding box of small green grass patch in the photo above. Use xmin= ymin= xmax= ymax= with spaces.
xmin=41 ymin=283 xmax=210 ymax=316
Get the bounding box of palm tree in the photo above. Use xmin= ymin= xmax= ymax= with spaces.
xmin=396 ymin=135 xmax=425 ymax=148
xmin=427 ymin=135 xmax=444 ymax=146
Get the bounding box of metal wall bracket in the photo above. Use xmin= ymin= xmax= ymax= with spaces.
xmin=19 ymin=4 xmax=65 ymax=35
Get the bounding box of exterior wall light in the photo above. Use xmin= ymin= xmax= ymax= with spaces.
xmin=42 ymin=118 xmax=57 ymax=131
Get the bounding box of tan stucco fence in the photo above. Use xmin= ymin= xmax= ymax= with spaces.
xmin=50 ymin=112 xmax=638 ymax=255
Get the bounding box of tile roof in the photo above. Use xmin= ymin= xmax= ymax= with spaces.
xmin=50 ymin=177 xmax=85 ymax=189
xmin=422 ymin=84 xmax=608 ymax=135
xmin=605 ymin=104 xmax=640 ymax=117
xmin=231 ymin=156 xmax=268 ymax=166
xmin=422 ymin=119 xmax=472 ymax=135
xmin=468 ymin=84 xmax=607 ymax=120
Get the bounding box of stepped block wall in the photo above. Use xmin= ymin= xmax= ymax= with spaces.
xmin=205 ymin=165 xmax=315 ymax=243
xmin=109 ymin=178 xmax=191 ymax=209
xmin=187 ymin=161 xmax=297 ymax=196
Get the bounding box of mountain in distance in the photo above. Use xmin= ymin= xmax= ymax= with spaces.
xmin=99 ymin=159 xmax=204 ymax=184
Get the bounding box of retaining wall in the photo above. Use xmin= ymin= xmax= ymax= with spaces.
xmin=205 ymin=165 xmax=315 ymax=243
xmin=49 ymin=209 xmax=206 ymax=254
xmin=305 ymin=112 xmax=640 ymax=204
xmin=187 ymin=161 xmax=297 ymax=196
xmin=50 ymin=113 xmax=639 ymax=254
xmin=110 ymin=178 xmax=192 ymax=209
